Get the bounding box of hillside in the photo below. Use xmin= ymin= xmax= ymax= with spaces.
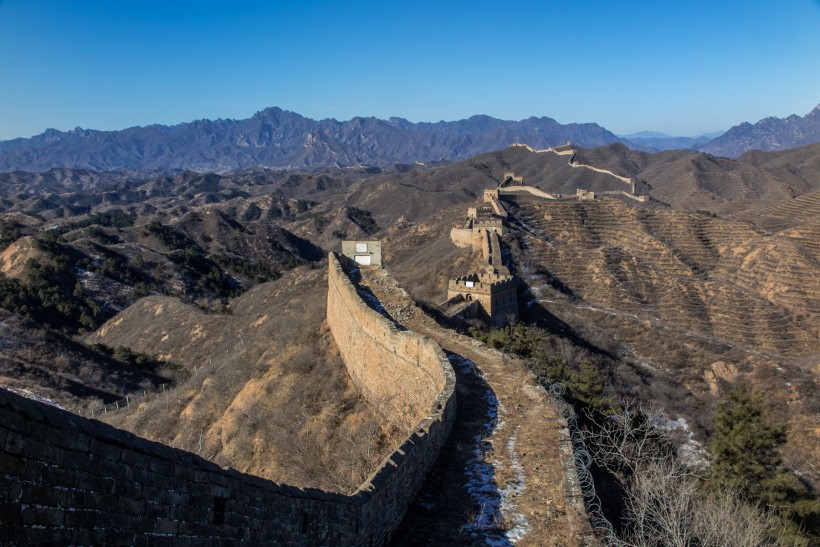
xmin=564 ymin=142 xmax=820 ymax=213
xmin=0 ymin=108 xmax=624 ymax=172
xmin=85 ymin=266 xmax=398 ymax=493
xmin=377 ymin=200 xmax=818 ymax=488
xmin=0 ymin=308 xmax=174 ymax=411
xmin=311 ymin=146 xmax=820 ymax=488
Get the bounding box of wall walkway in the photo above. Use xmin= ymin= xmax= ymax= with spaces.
xmin=358 ymin=266 xmax=593 ymax=544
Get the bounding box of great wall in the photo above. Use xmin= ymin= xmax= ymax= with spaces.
xmin=0 ymin=157 xmax=623 ymax=544
xmin=505 ymin=143 xmax=647 ymax=203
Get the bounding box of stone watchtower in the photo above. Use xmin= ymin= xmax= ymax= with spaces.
xmin=444 ymin=181 xmax=519 ymax=326
xmin=447 ymin=273 xmax=518 ymax=326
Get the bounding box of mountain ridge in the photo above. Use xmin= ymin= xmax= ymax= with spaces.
xmin=0 ymin=107 xmax=626 ymax=172
xmin=698 ymin=104 xmax=820 ymax=158
xmin=3 ymin=104 xmax=819 ymax=171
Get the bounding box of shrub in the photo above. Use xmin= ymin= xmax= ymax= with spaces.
xmin=346 ymin=207 xmax=379 ymax=235
xmin=469 ymin=324 xmax=611 ymax=412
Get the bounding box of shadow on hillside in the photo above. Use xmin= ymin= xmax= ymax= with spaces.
xmin=519 ymin=289 xmax=619 ymax=361
xmin=390 ymin=353 xmax=512 ymax=546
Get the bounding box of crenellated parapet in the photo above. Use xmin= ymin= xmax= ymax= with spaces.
xmin=473 ymin=217 xmax=504 ymax=233
xmin=446 ymin=272 xmax=518 ymax=326
xmin=448 ymin=273 xmax=516 ymax=293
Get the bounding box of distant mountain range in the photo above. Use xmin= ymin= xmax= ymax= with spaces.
xmin=1 ymin=104 xmax=818 ymax=172
xmin=0 ymin=109 xmax=625 ymax=172
xmin=699 ymin=104 xmax=820 ymax=158
xmin=613 ymin=105 xmax=820 ymax=156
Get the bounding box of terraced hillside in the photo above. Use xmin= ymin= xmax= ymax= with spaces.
xmin=502 ymin=197 xmax=819 ymax=480
xmin=732 ymin=189 xmax=820 ymax=262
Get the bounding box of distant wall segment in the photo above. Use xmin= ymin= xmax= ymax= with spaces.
xmin=0 ymin=255 xmax=456 ymax=545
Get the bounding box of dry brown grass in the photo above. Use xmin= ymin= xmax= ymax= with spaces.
xmin=94 ymin=265 xmax=400 ymax=493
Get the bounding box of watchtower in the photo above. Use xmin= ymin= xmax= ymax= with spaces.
xmin=341 ymin=240 xmax=382 ymax=266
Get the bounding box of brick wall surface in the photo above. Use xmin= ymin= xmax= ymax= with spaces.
xmin=0 ymin=387 xmax=361 ymax=545
xmin=327 ymin=253 xmax=453 ymax=432
xmin=0 ymin=255 xmax=456 ymax=546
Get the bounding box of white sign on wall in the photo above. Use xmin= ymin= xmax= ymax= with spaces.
xmin=356 ymin=243 xmax=368 ymax=253
xmin=355 ymin=255 xmax=372 ymax=266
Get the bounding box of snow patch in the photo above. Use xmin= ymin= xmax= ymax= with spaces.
xmin=498 ymin=428 xmax=531 ymax=541
xmin=2 ymin=386 xmax=65 ymax=410
xmin=449 ymin=354 xmax=529 ymax=544
xmin=652 ymin=415 xmax=708 ymax=469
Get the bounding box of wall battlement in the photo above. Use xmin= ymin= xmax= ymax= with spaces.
xmin=0 ymin=255 xmax=456 ymax=546
xmin=447 ymin=271 xmax=518 ymax=326
xmin=448 ymin=274 xmax=516 ymax=293
xmin=473 ymin=217 xmax=504 ymax=231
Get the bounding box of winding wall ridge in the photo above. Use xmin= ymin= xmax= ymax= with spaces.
xmin=499 ymin=185 xmax=559 ymax=200
xmin=513 ymin=142 xmax=634 ymax=185
xmin=0 ymin=256 xmax=456 ymax=546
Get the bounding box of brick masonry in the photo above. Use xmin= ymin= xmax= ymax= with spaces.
xmin=327 ymin=252 xmax=454 ymax=431
xmin=0 ymin=254 xmax=456 ymax=546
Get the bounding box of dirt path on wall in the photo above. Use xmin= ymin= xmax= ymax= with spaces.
xmin=358 ymin=268 xmax=590 ymax=546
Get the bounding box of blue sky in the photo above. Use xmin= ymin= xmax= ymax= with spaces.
xmin=1 ymin=0 xmax=818 ymax=140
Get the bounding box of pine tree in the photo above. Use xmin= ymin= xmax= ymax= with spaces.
xmin=708 ymin=383 xmax=820 ymax=543
xmin=708 ymin=383 xmax=786 ymax=501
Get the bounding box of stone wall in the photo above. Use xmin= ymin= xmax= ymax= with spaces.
xmin=326 ymin=252 xmax=457 ymax=541
xmin=568 ymin=160 xmax=633 ymax=184
xmin=327 ymin=252 xmax=454 ymax=431
xmin=499 ymin=186 xmax=559 ymax=200
xmin=0 ymin=254 xmax=457 ymax=546
xmin=487 ymin=230 xmax=508 ymax=275
xmin=511 ymin=143 xmax=635 ymax=188
xmin=600 ymin=190 xmax=647 ymax=202
xmin=449 ymin=227 xmax=476 ymax=248
xmin=0 ymin=387 xmax=361 ymax=545
xmin=480 ymin=228 xmax=492 ymax=263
